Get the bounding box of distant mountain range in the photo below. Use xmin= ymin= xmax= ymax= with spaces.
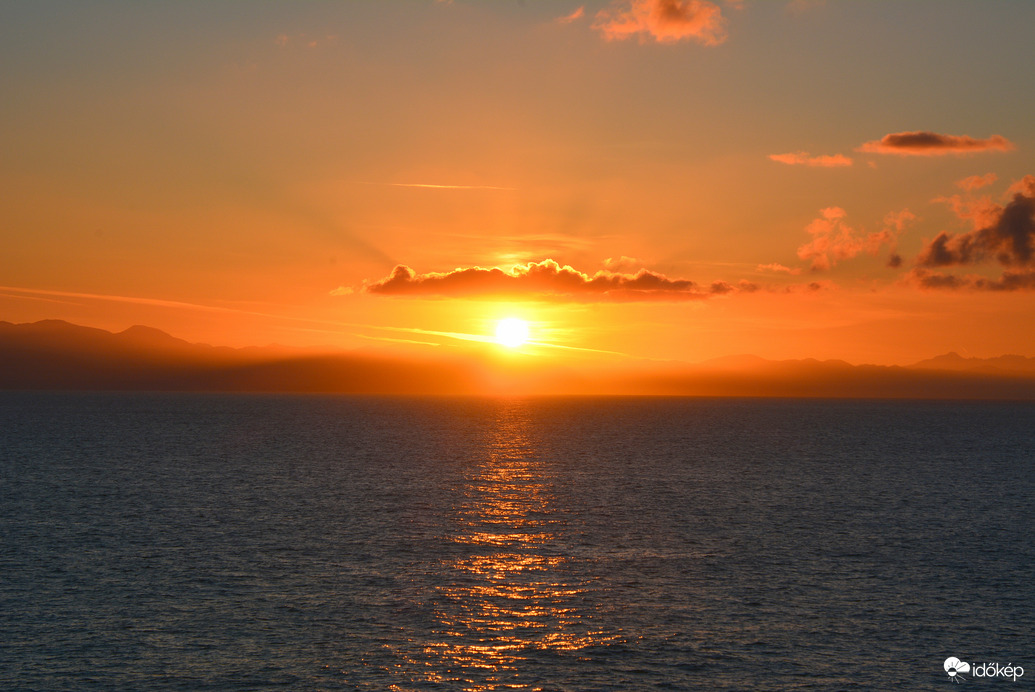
xmin=2 ymin=319 xmax=1035 ymax=399
xmin=910 ymin=352 xmax=1035 ymax=376
xmin=0 ymin=319 xmax=482 ymax=394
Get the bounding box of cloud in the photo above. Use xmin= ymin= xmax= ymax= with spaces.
xmin=769 ymin=151 xmax=853 ymax=167
xmin=603 ymin=255 xmax=644 ymax=271
xmin=956 ymin=173 xmax=998 ymax=191
xmin=910 ymin=268 xmax=1035 ymax=292
xmin=933 ymin=193 xmax=1000 ymax=230
xmin=593 ymin=0 xmax=727 ymax=45
xmin=857 ymin=131 xmax=1015 ymax=156
xmin=1007 ymin=174 xmax=1035 ymax=198
xmin=358 ymin=181 xmax=517 ymax=191
xmin=329 ymin=286 xmax=354 ymax=296
xmin=757 ymin=263 xmax=802 ymax=275
xmin=797 ymin=207 xmax=914 ymax=271
xmin=557 ymin=6 xmax=585 ymax=23
xmin=736 ymin=280 xmax=761 ymax=292
xmin=909 ymin=268 xmax=967 ymax=290
xmin=917 ymin=185 xmax=1035 ymax=268
xmin=364 ymin=259 xmax=747 ymax=302
xmin=973 ymin=271 xmax=1035 ymax=291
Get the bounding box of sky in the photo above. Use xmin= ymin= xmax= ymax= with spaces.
xmin=2 ymin=0 xmax=1034 ymax=366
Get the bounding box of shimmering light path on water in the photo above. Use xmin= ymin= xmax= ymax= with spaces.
xmin=1 ymin=394 xmax=1032 ymax=690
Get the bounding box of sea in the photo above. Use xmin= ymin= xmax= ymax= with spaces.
xmin=1 ymin=393 xmax=1032 ymax=690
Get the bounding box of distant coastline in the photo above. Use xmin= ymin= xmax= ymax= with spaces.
xmin=3 ymin=319 xmax=1035 ymax=399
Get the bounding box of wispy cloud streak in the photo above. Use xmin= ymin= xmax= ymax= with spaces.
xmin=769 ymin=151 xmax=852 ymax=167
xmin=357 ymin=182 xmax=517 ymax=191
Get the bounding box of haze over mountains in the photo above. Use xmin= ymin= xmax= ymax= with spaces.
xmin=2 ymin=319 xmax=1035 ymax=399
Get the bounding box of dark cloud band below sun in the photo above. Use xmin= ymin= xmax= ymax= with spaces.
xmin=857 ymin=131 xmax=1014 ymax=156
xmin=363 ymin=260 xmax=758 ymax=301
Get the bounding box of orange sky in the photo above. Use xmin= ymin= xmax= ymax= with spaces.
xmin=2 ymin=1 xmax=1034 ymax=367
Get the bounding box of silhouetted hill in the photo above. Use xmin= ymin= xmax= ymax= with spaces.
xmin=0 ymin=320 xmax=482 ymax=393
xmin=1 ymin=320 xmax=1034 ymax=399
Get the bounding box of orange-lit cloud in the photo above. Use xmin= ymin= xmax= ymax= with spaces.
xmin=768 ymin=151 xmax=853 ymax=167
xmin=933 ymin=193 xmax=1000 ymax=230
xmin=593 ymin=0 xmax=727 ymax=45
xmin=857 ymin=131 xmax=1015 ymax=156
xmin=956 ymin=173 xmax=998 ymax=191
xmin=1007 ymin=174 xmax=1035 ymax=198
xmin=603 ymin=255 xmax=644 ymax=271
xmin=797 ymin=207 xmax=913 ymax=271
xmin=910 ymin=268 xmax=1035 ymax=292
xmin=757 ymin=263 xmax=802 ymax=275
xmin=557 ymin=6 xmax=585 ymax=24
xmin=365 ymin=259 xmax=743 ymax=301
xmin=917 ymin=185 xmax=1035 ymax=269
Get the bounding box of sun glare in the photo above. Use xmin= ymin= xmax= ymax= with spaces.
xmin=495 ymin=318 xmax=530 ymax=348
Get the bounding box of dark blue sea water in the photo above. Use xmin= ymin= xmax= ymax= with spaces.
xmin=1 ymin=393 xmax=1032 ymax=690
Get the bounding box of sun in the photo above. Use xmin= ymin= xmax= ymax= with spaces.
xmin=495 ymin=318 xmax=530 ymax=348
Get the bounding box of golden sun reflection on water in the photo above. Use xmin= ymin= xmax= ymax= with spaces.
xmin=394 ymin=402 xmax=620 ymax=690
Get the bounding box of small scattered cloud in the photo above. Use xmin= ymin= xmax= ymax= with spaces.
xmin=364 ymin=259 xmax=746 ymax=302
xmin=769 ymin=151 xmax=853 ymax=168
xmin=737 ymin=279 xmax=761 ymax=292
xmin=557 ymin=6 xmax=586 ymax=23
xmin=329 ymin=286 xmax=354 ymax=296
xmin=797 ymin=207 xmax=914 ymax=271
xmin=933 ymin=193 xmax=1000 ymax=230
xmin=857 ymin=131 xmax=1015 ymax=157
xmin=956 ymin=173 xmax=998 ymax=191
xmin=593 ymin=0 xmax=727 ymax=45
xmin=884 ymin=209 xmax=918 ymax=233
xmin=1007 ymin=174 xmax=1035 ymax=198
xmin=757 ymin=263 xmax=802 ymax=275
